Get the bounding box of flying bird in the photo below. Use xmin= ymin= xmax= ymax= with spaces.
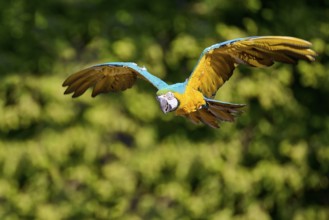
xmin=63 ymin=36 xmax=316 ymax=128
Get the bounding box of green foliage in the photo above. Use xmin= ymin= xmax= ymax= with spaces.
xmin=0 ymin=0 xmax=328 ymax=219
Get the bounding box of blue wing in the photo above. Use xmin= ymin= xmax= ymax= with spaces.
xmin=63 ymin=62 xmax=168 ymax=97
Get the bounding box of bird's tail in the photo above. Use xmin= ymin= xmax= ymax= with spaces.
xmin=184 ymin=98 xmax=245 ymax=128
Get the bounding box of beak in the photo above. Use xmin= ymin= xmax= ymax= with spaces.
xmin=157 ymin=96 xmax=169 ymax=114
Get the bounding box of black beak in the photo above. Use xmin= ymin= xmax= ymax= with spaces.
xmin=157 ymin=96 xmax=169 ymax=114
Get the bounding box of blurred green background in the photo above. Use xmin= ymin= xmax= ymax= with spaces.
xmin=0 ymin=0 xmax=328 ymax=219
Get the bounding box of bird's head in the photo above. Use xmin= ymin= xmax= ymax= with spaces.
xmin=156 ymin=91 xmax=179 ymax=114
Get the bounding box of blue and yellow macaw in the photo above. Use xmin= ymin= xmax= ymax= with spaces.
xmin=63 ymin=36 xmax=316 ymax=128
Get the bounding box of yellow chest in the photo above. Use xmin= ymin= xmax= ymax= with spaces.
xmin=173 ymin=89 xmax=206 ymax=115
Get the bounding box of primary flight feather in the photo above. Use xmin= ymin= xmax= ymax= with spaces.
xmin=63 ymin=36 xmax=316 ymax=128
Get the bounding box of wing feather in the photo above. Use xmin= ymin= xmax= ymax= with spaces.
xmin=187 ymin=36 xmax=316 ymax=98
xmin=72 ymin=79 xmax=98 ymax=98
xmin=92 ymin=76 xmax=108 ymax=97
xmin=63 ymin=62 xmax=168 ymax=98
xmin=64 ymin=74 xmax=98 ymax=95
xmin=186 ymin=112 xmax=201 ymax=124
xmin=184 ymin=110 xmax=219 ymax=128
xmin=198 ymin=110 xmax=219 ymax=128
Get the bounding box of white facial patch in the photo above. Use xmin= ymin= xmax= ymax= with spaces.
xmin=157 ymin=92 xmax=179 ymax=114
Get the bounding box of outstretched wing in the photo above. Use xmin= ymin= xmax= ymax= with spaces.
xmin=187 ymin=36 xmax=316 ymax=98
xmin=62 ymin=62 xmax=168 ymax=98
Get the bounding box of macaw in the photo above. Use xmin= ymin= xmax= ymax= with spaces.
xmin=63 ymin=36 xmax=316 ymax=128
